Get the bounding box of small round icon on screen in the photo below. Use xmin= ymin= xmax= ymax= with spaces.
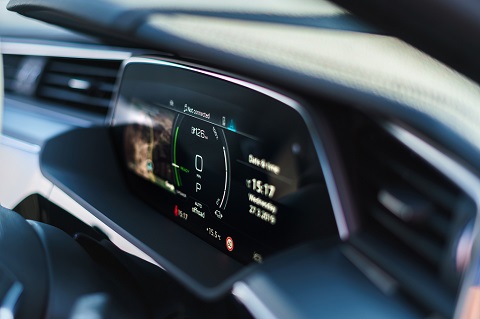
xmin=226 ymin=237 xmax=234 ymax=252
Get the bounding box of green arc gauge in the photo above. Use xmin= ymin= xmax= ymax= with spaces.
xmin=172 ymin=114 xmax=231 ymax=212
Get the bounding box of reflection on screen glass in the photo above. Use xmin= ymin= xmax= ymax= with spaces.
xmin=123 ymin=101 xmax=176 ymax=193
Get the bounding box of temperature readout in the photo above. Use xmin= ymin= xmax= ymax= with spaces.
xmin=246 ymin=178 xmax=276 ymax=198
xmin=206 ymin=227 xmax=222 ymax=240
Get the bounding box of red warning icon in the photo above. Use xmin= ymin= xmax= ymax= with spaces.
xmin=226 ymin=237 xmax=234 ymax=252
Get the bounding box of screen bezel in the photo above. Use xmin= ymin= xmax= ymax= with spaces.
xmin=107 ymin=56 xmax=345 ymax=294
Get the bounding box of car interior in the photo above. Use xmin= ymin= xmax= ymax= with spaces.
xmin=1 ymin=0 xmax=480 ymax=318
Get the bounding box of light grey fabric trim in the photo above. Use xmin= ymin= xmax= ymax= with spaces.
xmin=148 ymin=15 xmax=480 ymax=153
xmin=113 ymin=0 xmax=346 ymax=16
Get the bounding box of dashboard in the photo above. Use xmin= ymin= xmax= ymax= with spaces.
xmin=2 ymin=0 xmax=480 ymax=319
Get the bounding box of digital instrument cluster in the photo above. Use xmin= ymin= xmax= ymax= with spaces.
xmin=112 ymin=58 xmax=337 ymax=264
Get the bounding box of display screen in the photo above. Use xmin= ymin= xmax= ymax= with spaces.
xmin=112 ymin=60 xmax=337 ymax=264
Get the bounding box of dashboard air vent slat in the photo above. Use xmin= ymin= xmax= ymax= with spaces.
xmin=361 ymin=146 xmax=455 ymax=268
xmin=39 ymin=86 xmax=111 ymax=109
xmin=350 ymin=120 xmax=476 ymax=318
xmin=47 ymin=60 xmax=119 ymax=78
xmin=371 ymin=207 xmax=443 ymax=265
xmin=37 ymin=57 xmax=122 ymax=114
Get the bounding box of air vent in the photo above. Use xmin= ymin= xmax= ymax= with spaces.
xmin=2 ymin=54 xmax=23 ymax=92
xmin=37 ymin=58 xmax=122 ymax=114
xmin=351 ymin=121 xmax=476 ymax=318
